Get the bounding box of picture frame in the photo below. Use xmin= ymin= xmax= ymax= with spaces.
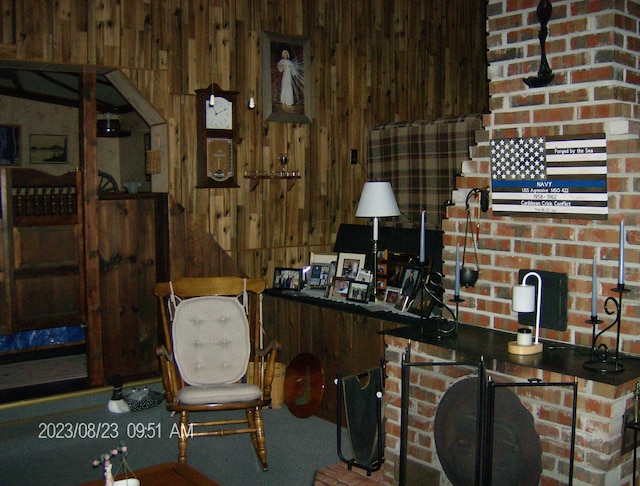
xmin=399 ymin=267 xmax=421 ymax=298
xmin=385 ymin=252 xmax=423 ymax=288
xmin=337 ymin=252 xmax=366 ymax=280
xmin=30 ymin=134 xmax=68 ymax=164
xmin=308 ymin=263 xmax=331 ymax=289
xmin=309 ymin=252 xmax=336 ymax=265
xmin=347 ymin=281 xmax=370 ymax=303
xmin=272 ymin=267 xmax=303 ymax=291
xmin=407 ymin=272 xmax=445 ymax=318
xmin=0 ymin=125 xmax=20 ymax=165
xmin=262 ymin=31 xmax=312 ymax=124
xmin=329 ymin=276 xmax=351 ymax=299
xmin=384 ymin=286 xmax=402 ymax=305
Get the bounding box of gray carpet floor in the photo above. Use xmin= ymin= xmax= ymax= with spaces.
xmin=0 ymin=381 xmax=349 ymax=485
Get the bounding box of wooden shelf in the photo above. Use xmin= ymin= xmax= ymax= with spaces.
xmin=244 ymin=170 xmax=301 ymax=191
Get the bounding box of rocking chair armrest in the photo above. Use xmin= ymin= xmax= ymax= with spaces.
xmin=256 ymin=339 xmax=282 ymax=358
xmin=156 ymin=344 xmax=173 ymax=361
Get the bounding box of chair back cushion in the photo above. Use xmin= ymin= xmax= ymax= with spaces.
xmin=172 ymin=296 xmax=251 ymax=386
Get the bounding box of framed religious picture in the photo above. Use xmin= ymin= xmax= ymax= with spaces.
xmin=261 ymin=31 xmax=312 ymax=124
xmin=336 ymin=253 xmax=366 ymax=280
xmin=272 ymin=267 xmax=303 ymax=290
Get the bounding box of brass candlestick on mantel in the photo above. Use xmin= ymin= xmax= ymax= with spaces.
xmin=524 ymin=0 xmax=555 ymax=88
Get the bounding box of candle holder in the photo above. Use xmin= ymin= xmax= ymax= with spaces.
xmin=417 ymin=271 xmax=458 ymax=339
xmin=584 ymin=284 xmax=627 ymax=373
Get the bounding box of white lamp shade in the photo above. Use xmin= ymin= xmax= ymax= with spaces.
xmin=355 ymin=182 xmax=400 ymax=218
xmin=512 ymin=284 xmax=535 ymax=313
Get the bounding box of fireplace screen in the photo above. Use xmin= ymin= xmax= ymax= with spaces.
xmin=434 ymin=377 xmax=542 ymax=485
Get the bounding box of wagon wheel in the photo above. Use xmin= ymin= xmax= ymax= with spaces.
xmin=98 ymin=171 xmax=119 ymax=194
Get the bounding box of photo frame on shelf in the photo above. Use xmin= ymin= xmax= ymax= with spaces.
xmin=308 ymin=263 xmax=331 ymax=289
xmin=329 ymin=276 xmax=351 ymax=299
xmin=30 ymin=134 xmax=68 ymax=164
xmin=407 ymin=272 xmax=445 ymax=318
xmin=261 ymin=31 xmax=312 ymax=124
xmin=347 ymin=281 xmax=370 ymax=303
xmin=399 ymin=266 xmax=421 ymax=298
xmin=0 ymin=125 xmax=20 ymax=165
xmin=384 ymin=286 xmax=402 ymax=305
xmin=394 ymin=294 xmax=411 ymax=312
xmin=386 ymin=252 xmax=422 ymax=288
xmin=337 ymin=252 xmax=366 ymax=280
xmin=309 ymin=252 xmax=336 ymax=265
xmin=272 ymin=267 xmax=303 ymax=290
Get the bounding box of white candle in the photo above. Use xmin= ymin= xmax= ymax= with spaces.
xmin=373 ymin=216 xmax=379 ymax=241
xmin=618 ymin=220 xmax=625 ymax=286
xmin=454 ymin=243 xmax=460 ymax=296
xmin=419 ymin=211 xmax=426 ymax=263
xmin=591 ymin=256 xmax=597 ymax=317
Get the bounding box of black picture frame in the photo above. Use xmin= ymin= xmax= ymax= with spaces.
xmin=399 ymin=267 xmax=421 ymax=298
xmin=272 ymin=267 xmax=303 ymax=291
xmin=262 ymin=31 xmax=312 ymax=124
xmin=407 ymin=271 xmax=445 ymax=318
xmin=347 ymin=281 xmax=370 ymax=303
xmin=308 ymin=263 xmax=331 ymax=289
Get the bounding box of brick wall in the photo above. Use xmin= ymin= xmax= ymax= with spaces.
xmin=447 ymin=0 xmax=639 ymax=353
xmin=382 ymin=1 xmax=640 ymax=484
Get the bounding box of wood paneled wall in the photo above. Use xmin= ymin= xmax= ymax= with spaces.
xmin=0 ymin=0 xmax=488 ymax=281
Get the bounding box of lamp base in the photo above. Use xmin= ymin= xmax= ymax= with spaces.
xmin=508 ymin=341 xmax=543 ymax=355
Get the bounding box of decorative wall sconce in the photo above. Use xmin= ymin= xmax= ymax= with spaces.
xmin=524 ymin=0 xmax=555 ymax=88
xmin=509 ymin=271 xmax=544 ymax=355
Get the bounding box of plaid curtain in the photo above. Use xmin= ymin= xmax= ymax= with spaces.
xmin=367 ymin=114 xmax=482 ymax=230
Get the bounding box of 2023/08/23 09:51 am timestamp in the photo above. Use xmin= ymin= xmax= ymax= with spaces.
xmin=37 ymin=422 xmax=193 ymax=440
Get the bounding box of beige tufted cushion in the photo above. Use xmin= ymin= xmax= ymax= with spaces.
xmin=172 ymin=296 xmax=251 ymax=387
xmin=178 ymin=383 xmax=262 ymax=404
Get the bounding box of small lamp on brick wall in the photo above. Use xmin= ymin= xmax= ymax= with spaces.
xmin=508 ymin=271 xmax=544 ymax=355
xmin=356 ymin=181 xmax=400 ymax=300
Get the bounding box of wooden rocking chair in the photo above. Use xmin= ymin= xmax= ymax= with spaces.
xmin=154 ymin=277 xmax=280 ymax=471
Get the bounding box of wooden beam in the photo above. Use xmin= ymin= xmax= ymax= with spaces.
xmin=80 ymin=69 xmax=104 ymax=387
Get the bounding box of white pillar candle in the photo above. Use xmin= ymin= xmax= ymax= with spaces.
xmin=591 ymin=256 xmax=597 ymax=317
xmin=419 ymin=211 xmax=426 ymax=263
xmin=618 ymin=220 xmax=625 ymax=286
xmin=454 ymin=243 xmax=460 ymax=296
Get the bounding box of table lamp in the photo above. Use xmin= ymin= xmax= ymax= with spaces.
xmin=355 ymin=181 xmax=400 ymax=300
xmin=508 ymin=271 xmax=544 ymax=355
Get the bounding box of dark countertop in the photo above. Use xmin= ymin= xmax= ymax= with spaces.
xmin=265 ymin=289 xmax=640 ymax=387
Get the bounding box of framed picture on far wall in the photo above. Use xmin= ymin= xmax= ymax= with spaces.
xmin=272 ymin=267 xmax=303 ymax=291
xmin=262 ymin=31 xmax=312 ymax=124
xmin=30 ymin=134 xmax=68 ymax=164
xmin=0 ymin=125 xmax=20 ymax=165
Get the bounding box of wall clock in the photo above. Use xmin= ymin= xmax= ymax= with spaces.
xmin=195 ymin=84 xmax=239 ymax=188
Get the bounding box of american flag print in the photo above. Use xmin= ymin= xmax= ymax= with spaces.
xmin=490 ymin=134 xmax=607 ymax=218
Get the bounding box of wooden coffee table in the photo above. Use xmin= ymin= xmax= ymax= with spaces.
xmin=81 ymin=462 xmax=220 ymax=486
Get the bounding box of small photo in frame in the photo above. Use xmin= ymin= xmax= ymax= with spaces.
xmin=329 ymin=276 xmax=351 ymax=299
xmin=356 ymin=268 xmax=373 ymax=283
xmin=273 ymin=267 xmax=303 ymax=290
xmin=384 ymin=286 xmax=401 ymax=305
xmin=376 ymin=262 xmax=387 ymax=276
xmin=376 ymin=277 xmax=387 ymax=291
xmin=408 ymin=272 xmax=445 ymax=318
xmin=400 ymin=267 xmax=421 ymax=298
xmin=337 ymin=252 xmax=366 ymax=280
xmin=347 ymin=281 xmax=370 ymax=303
xmin=394 ymin=294 xmax=410 ymax=312
xmin=308 ymin=263 xmax=331 ymax=288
